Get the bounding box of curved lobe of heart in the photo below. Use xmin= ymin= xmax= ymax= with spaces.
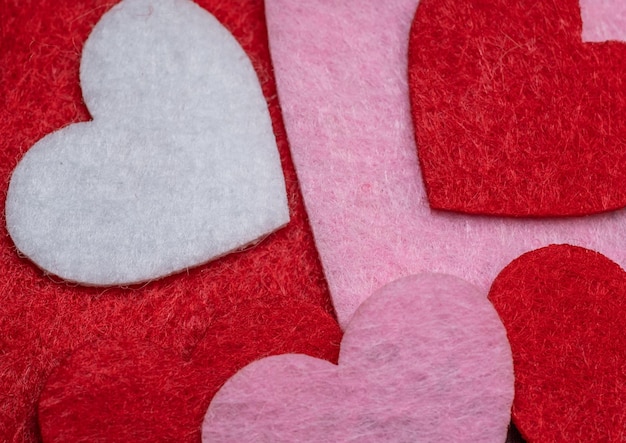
xmin=5 ymin=0 xmax=289 ymax=286
xmin=203 ymin=274 xmax=514 ymax=443
xmin=489 ymin=245 xmax=626 ymax=442
xmin=410 ymin=0 xmax=626 ymax=216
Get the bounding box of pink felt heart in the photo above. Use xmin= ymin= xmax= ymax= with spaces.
xmin=202 ymin=274 xmax=514 ymax=442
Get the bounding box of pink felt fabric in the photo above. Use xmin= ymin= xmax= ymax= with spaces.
xmin=581 ymin=0 xmax=626 ymax=42
xmin=203 ymin=274 xmax=514 ymax=442
xmin=265 ymin=0 xmax=626 ymax=327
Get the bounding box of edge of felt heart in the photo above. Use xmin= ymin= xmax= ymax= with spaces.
xmin=202 ymin=274 xmax=514 ymax=442
xmin=489 ymin=244 xmax=626 ymax=442
xmin=5 ymin=0 xmax=289 ymax=286
xmin=409 ymin=0 xmax=626 ymax=216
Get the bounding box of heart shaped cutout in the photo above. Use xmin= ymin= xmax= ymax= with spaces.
xmin=409 ymin=0 xmax=626 ymax=216
xmin=203 ymin=274 xmax=514 ymax=442
xmin=489 ymin=244 xmax=626 ymax=441
xmin=5 ymin=0 xmax=289 ymax=286
xmin=37 ymin=300 xmax=342 ymax=442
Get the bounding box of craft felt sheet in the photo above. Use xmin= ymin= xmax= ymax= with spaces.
xmin=0 ymin=1 xmax=340 ymax=441
xmin=265 ymin=0 xmax=626 ymax=327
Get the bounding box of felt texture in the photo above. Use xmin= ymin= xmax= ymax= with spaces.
xmin=410 ymin=0 xmax=626 ymax=216
xmin=580 ymin=0 xmax=626 ymax=42
xmin=265 ymin=0 xmax=626 ymax=328
xmin=37 ymin=302 xmax=342 ymax=442
xmin=5 ymin=0 xmax=289 ymax=286
xmin=489 ymin=245 xmax=626 ymax=442
xmin=0 ymin=1 xmax=339 ymax=441
xmin=203 ymin=274 xmax=514 ymax=443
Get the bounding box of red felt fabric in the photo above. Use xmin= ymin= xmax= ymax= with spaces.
xmin=489 ymin=244 xmax=626 ymax=442
xmin=0 ymin=1 xmax=341 ymax=441
xmin=409 ymin=0 xmax=626 ymax=217
xmin=38 ymin=303 xmax=341 ymax=442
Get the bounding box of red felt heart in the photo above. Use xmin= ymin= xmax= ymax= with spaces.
xmin=0 ymin=1 xmax=339 ymax=441
xmin=488 ymin=244 xmax=626 ymax=442
xmin=37 ymin=301 xmax=341 ymax=442
xmin=409 ymin=0 xmax=626 ymax=216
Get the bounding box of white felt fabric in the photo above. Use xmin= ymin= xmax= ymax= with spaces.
xmin=5 ymin=0 xmax=288 ymax=285
xmin=203 ymin=274 xmax=514 ymax=442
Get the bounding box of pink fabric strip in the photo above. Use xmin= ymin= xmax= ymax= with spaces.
xmin=266 ymin=0 xmax=626 ymax=327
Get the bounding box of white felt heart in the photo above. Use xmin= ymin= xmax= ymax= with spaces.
xmin=202 ymin=274 xmax=514 ymax=442
xmin=5 ymin=0 xmax=289 ymax=285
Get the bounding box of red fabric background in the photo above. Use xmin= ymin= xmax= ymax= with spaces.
xmin=0 ymin=1 xmax=341 ymax=441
